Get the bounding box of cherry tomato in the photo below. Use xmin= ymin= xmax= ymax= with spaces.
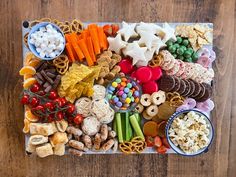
xmin=103 ymin=24 xmax=112 ymax=36
xmin=44 ymin=102 xmax=55 ymax=111
xmin=145 ymin=136 xmax=154 ymax=147
xmin=111 ymin=24 xmax=119 ymax=35
xmin=67 ymin=104 xmax=75 ymax=114
xmin=59 ymin=98 xmax=67 ymax=107
xmin=67 ymin=116 xmax=74 ymax=124
xmin=30 ymin=97 xmax=39 ymax=107
xmin=154 ymin=136 xmax=162 ymax=148
xmin=21 ymin=94 xmax=29 ymax=105
xmin=156 ymin=145 xmax=167 ymax=154
xmin=30 ymin=83 xmax=40 ymax=93
xmin=73 ymin=114 xmax=83 ymax=125
xmin=56 ymin=111 xmax=64 ymax=121
xmin=53 ymin=98 xmax=62 ymax=107
xmin=38 ymin=90 xmax=46 ymax=96
xmin=48 ymin=90 xmax=58 ymax=100
xmin=47 ymin=114 xmax=55 ymax=123
xmin=162 ymin=137 xmax=170 ymax=149
xmin=35 ymin=105 xmax=45 ymax=113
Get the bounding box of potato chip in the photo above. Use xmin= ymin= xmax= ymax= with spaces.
xmin=58 ymin=63 xmax=101 ymax=103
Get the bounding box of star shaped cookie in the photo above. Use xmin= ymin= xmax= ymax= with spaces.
xmin=117 ymin=21 xmax=138 ymax=41
xmin=152 ymin=37 xmax=166 ymax=54
xmin=123 ymin=41 xmax=147 ymax=65
xmin=107 ymin=34 xmax=127 ymax=54
xmin=162 ymin=22 xmax=177 ymax=43
xmin=138 ymin=31 xmax=159 ymax=50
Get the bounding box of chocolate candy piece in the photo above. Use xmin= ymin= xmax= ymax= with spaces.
xmin=35 ymin=61 xmax=45 ymax=71
xmin=45 ymin=68 xmax=57 ymax=74
xmin=37 ymin=62 xmax=48 ymax=72
xmin=177 ymin=80 xmax=186 ymax=95
xmin=181 ymin=80 xmax=191 ymax=97
xmin=186 ymin=79 xmax=195 ymax=97
xmin=43 ymin=82 xmax=50 ymax=88
xmin=52 ymin=75 xmax=61 ymax=89
xmin=194 ymin=83 xmax=206 ymax=100
xmin=190 ymin=80 xmax=201 ymax=97
xmin=171 ymin=77 xmax=181 ymax=92
xmin=34 ymin=76 xmax=44 ymax=85
xmin=196 ymin=83 xmax=212 ymax=102
xmin=35 ymin=72 xmax=45 ymax=81
xmin=158 ymin=75 xmax=175 ymax=92
xmin=44 ymin=85 xmax=52 ymax=93
xmin=46 ymin=72 xmax=56 ymax=78
xmin=40 ymin=70 xmax=54 ymax=84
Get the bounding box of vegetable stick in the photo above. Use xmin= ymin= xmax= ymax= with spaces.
xmin=129 ymin=115 xmax=144 ymax=140
xmin=70 ymin=33 xmax=84 ymax=61
xmin=103 ymin=32 xmax=108 ymax=49
xmin=78 ymin=38 xmax=94 ymax=66
xmin=88 ymin=27 xmax=100 ymax=55
xmin=97 ymin=27 xmax=105 ymax=50
xmin=88 ymin=23 xmax=98 ymax=29
xmin=65 ymin=34 xmax=79 ymax=60
xmin=81 ymin=30 xmax=90 ymax=39
xmin=116 ymin=113 xmax=123 ymax=143
xmin=86 ymin=37 xmax=96 ymax=62
xmin=65 ymin=43 xmax=75 ymax=62
xmin=65 ymin=34 xmax=71 ymax=43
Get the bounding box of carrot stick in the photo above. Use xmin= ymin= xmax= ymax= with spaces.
xmin=88 ymin=24 xmax=97 ymax=29
xmin=81 ymin=30 xmax=90 ymax=39
xmin=65 ymin=43 xmax=75 ymax=62
xmin=65 ymin=34 xmax=71 ymax=43
xmin=70 ymin=33 xmax=84 ymax=61
xmin=103 ymin=32 xmax=108 ymax=49
xmin=97 ymin=27 xmax=105 ymax=50
xmin=86 ymin=37 xmax=96 ymax=62
xmin=78 ymin=39 xmax=94 ymax=66
xmin=88 ymin=27 xmax=100 ymax=55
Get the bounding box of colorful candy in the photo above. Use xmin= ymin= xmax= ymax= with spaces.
xmin=106 ymin=76 xmax=141 ymax=111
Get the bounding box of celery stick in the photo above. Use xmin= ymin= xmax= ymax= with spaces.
xmin=129 ymin=115 xmax=145 ymax=140
xmin=121 ymin=113 xmax=126 ymax=140
xmin=125 ymin=112 xmax=131 ymax=141
xmin=113 ymin=116 xmax=117 ymax=133
xmin=134 ymin=113 xmax=141 ymax=126
xmin=116 ymin=113 xmax=123 ymax=143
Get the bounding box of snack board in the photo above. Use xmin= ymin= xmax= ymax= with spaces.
xmin=20 ymin=18 xmax=215 ymax=157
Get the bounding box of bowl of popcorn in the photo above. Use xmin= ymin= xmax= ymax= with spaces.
xmin=166 ymin=109 xmax=214 ymax=156
xmin=28 ymin=22 xmax=65 ymax=60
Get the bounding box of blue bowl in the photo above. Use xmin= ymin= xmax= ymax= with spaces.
xmin=165 ymin=109 xmax=214 ymax=157
xmin=27 ymin=22 xmax=65 ymax=60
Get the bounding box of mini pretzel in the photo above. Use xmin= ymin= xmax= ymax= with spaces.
xmin=119 ymin=142 xmax=132 ymax=154
xmin=148 ymin=54 xmax=164 ymax=67
xmin=166 ymin=92 xmax=174 ymax=101
xmin=53 ymin=55 xmax=69 ymax=74
xmin=29 ymin=20 xmax=40 ymax=28
xmin=24 ymin=32 xmax=29 ymax=48
xmin=39 ymin=17 xmax=52 ymax=23
xmin=170 ymin=96 xmax=184 ymax=107
xmin=70 ymin=19 xmax=83 ymax=33
xmin=59 ymin=24 xmax=71 ymax=34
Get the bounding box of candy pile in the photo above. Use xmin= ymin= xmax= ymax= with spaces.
xmin=166 ymin=36 xmax=198 ymax=62
xmin=29 ymin=24 xmax=65 ymax=58
xmin=107 ymin=77 xmax=141 ymax=111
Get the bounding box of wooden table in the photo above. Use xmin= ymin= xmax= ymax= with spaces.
xmin=0 ymin=0 xmax=235 ymax=176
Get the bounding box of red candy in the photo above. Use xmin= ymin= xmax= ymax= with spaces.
xmin=119 ymin=58 xmax=133 ymax=74
xmin=142 ymin=81 xmax=158 ymax=94
xmin=150 ymin=66 xmax=162 ymax=81
xmin=135 ymin=67 xmax=153 ymax=83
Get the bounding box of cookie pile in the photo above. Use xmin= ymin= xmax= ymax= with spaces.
xmin=135 ymin=90 xmax=166 ymax=120
xmin=159 ymin=50 xmax=214 ymax=83
xmin=158 ymin=75 xmax=212 ymax=102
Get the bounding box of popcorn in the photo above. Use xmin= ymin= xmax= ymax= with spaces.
xmin=169 ymin=111 xmax=211 ymax=154
xmin=29 ymin=24 xmax=65 ymax=58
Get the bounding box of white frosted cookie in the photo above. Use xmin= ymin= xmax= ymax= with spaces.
xmin=90 ymin=99 xmax=110 ymax=119
xmin=75 ymin=97 xmax=92 ymax=117
xmin=98 ymin=107 xmax=115 ymax=124
xmin=92 ymin=85 xmax=106 ymax=100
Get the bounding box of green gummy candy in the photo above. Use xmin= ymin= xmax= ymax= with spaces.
xmin=168 ymin=45 xmax=176 ymax=53
xmin=184 ymin=50 xmax=192 ymax=58
xmin=176 ymin=36 xmax=182 ymax=44
xmin=177 ymin=48 xmax=184 ymax=55
xmin=182 ymin=39 xmax=189 ymax=46
xmin=178 ymin=55 xmax=184 ymax=60
xmin=173 ymin=43 xmax=180 ymax=49
xmin=192 ymin=52 xmax=199 ymax=61
xmin=166 ymin=40 xmax=173 ymax=47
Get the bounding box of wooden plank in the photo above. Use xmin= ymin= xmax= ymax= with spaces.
xmin=0 ymin=0 xmax=235 ymax=177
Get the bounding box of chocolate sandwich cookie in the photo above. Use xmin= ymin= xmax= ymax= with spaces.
xmin=194 ymin=83 xmax=206 ymax=101
xmin=158 ymin=75 xmax=175 ymax=92
xmin=177 ymin=79 xmax=186 ymax=95
xmin=196 ymin=83 xmax=212 ymax=102
xmin=171 ymin=76 xmax=181 ymax=92
xmin=190 ymin=80 xmax=201 ymax=98
xmin=181 ymin=80 xmax=191 ymax=97
xmin=186 ymin=79 xmax=196 ymax=97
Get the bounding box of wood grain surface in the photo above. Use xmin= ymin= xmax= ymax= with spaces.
xmin=0 ymin=0 xmax=235 ymax=177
